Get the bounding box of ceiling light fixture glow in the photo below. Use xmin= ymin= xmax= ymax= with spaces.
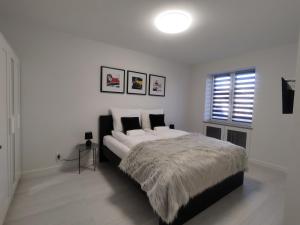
xmin=154 ymin=10 xmax=192 ymax=34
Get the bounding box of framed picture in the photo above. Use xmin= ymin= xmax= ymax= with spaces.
xmin=149 ymin=74 xmax=166 ymax=97
xmin=127 ymin=71 xmax=147 ymax=95
xmin=100 ymin=66 xmax=125 ymax=93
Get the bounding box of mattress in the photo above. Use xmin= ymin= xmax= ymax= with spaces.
xmin=103 ymin=135 xmax=130 ymax=159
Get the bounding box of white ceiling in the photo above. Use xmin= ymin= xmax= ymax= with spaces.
xmin=0 ymin=0 xmax=299 ymax=65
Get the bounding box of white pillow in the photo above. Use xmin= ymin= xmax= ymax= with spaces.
xmin=111 ymin=108 xmax=141 ymax=132
xmin=154 ymin=126 xmax=170 ymax=132
xmin=141 ymin=109 xmax=164 ymax=129
xmin=126 ymin=129 xmax=146 ymax=136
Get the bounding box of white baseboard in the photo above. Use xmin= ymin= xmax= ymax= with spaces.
xmin=22 ymin=155 xmax=96 ymax=179
xmin=22 ymin=165 xmax=61 ymax=179
xmin=23 ymin=158 xmax=287 ymax=180
xmin=21 ymin=161 xmax=88 ymax=179
xmin=249 ymin=158 xmax=287 ymax=174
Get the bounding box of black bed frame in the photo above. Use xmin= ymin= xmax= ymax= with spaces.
xmin=99 ymin=115 xmax=244 ymax=225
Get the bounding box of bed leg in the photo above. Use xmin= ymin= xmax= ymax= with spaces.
xmin=99 ymin=155 xmax=108 ymax=163
xmin=159 ymin=219 xmax=167 ymax=225
xmin=159 ymin=218 xmax=180 ymax=225
xmin=99 ymin=147 xmax=108 ymax=163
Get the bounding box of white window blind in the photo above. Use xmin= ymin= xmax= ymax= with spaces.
xmin=232 ymin=69 xmax=256 ymax=123
xmin=212 ymin=73 xmax=231 ymax=120
xmin=209 ymin=69 xmax=256 ymax=124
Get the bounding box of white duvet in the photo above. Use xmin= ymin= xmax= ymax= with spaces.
xmin=111 ymin=129 xmax=189 ymax=149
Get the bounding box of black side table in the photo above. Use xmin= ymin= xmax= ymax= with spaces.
xmin=77 ymin=143 xmax=98 ymax=174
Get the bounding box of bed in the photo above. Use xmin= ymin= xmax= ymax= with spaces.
xmin=98 ymin=115 xmax=245 ymax=225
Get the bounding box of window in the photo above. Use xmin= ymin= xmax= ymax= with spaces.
xmin=207 ymin=69 xmax=256 ymax=125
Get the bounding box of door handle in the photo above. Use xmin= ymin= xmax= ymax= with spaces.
xmin=0 ymin=145 xmax=2 ymax=150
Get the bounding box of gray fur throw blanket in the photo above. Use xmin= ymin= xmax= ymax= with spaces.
xmin=119 ymin=134 xmax=247 ymax=223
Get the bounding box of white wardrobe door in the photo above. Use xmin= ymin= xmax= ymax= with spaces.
xmin=0 ymin=48 xmax=9 ymax=223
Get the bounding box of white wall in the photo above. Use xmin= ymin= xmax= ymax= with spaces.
xmin=1 ymin=20 xmax=298 ymax=175
xmin=188 ymin=44 xmax=298 ymax=170
xmin=0 ymin=23 xmax=191 ymax=173
xmin=284 ymin=30 xmax=300 ymax=225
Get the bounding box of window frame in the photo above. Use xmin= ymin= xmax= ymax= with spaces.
xmin=208 ymin=69 xmax=256 ymax=127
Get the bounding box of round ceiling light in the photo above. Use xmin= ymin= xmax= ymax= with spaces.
xmin=154 ymin=10 xmax=192 ymax=34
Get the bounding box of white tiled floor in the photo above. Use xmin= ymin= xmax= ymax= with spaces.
xmin=4 ymin=163 xmax=286 ymax=225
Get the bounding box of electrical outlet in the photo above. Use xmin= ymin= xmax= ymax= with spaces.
xmin=56 ymin=153 xmax=61 ymax=160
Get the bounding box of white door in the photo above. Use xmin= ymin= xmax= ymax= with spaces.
xmin=0 ymin=47 xmax=9 ymax=222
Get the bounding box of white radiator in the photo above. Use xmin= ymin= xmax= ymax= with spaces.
xmin=203 ymin=122 xmax=251 ymax=155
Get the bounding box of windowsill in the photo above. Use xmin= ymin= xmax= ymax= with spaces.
xmin=203 ymin=120 xmax=253 ymax=130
